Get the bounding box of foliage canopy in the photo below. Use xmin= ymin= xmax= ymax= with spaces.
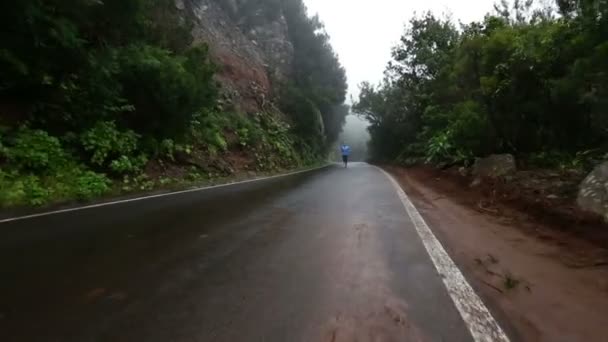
xmin=354 ymin=0 xmax=608 ymax=166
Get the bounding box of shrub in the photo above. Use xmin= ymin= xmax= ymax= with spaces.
xmin=109 ymin=154 xmax=148 ymax=174
xmin=160 ymin=138 xmax=176 ymax=160
xmin=5 ymin=128 xmax=67 ymax=173
xmin=191 ymin=110 xmax=230 ymax=153
xmin=0 ymin=174 xmax=49 ymax=207
xmin=81 ymin=121 xmax=144 ymax=174
xmin=0 ymin=166 xmax=112 ymax=207
xmin=81 ymin=121 xmax=139 ymax=165
xmin=75 ymin=171 xmax=111 ymax=200
xmin=232 ymin=113 xmax=264 ymax=148
xmin=0 ymin=171 xmax=25 ymax=207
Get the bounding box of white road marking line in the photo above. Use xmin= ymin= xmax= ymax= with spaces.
xmin=377 ymin=167 xmax=510 ymax=342
xmin=0 ymin=164 xmax=331 ymax=224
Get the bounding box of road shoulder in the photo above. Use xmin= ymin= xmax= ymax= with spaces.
xmin=386 ymin=165 xmax=608 ymax=342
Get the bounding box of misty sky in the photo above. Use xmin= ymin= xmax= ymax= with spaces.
xmin=304 ymin=0 xmax=497 ymax=100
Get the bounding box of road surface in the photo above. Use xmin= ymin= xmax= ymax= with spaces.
xmin=0 ymin=163 xmax=506 ymax=342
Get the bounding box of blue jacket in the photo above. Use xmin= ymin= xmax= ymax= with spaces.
xmin=340 ymin=145 xmax=351 ymax=156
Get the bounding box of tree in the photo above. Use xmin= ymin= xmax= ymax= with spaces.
xmin=281 ymin=0 xmax=348 ymax=151
xmin=354 ymin=0 xmax=608 ymax=164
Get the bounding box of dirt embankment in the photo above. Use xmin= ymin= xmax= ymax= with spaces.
xmin=387 ymin=166 xmax=608 ymax=342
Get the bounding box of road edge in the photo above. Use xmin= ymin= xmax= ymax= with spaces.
xmin=375 ymin=166 xmax=510 ymax=342
xmin=0 ymin=164 xmax=332 ymax=224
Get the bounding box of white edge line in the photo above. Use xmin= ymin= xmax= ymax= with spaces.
xmin=0 ymin=164 xmax=332 ymax=224
xmin=376 ymin=166 xmax=510 ymax=342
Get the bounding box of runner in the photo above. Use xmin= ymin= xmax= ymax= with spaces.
xmin=340 ymin=143 xmax=351 ymax=168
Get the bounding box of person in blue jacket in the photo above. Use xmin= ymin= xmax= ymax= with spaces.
xmin=340 ymin=143 xmax=351 ymax=168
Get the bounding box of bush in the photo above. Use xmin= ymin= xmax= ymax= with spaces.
xmin=81 ymin=121 xmax=145 ymax=174
xmin=0 ymin=171 xmax=24 ymax=207
xmin=109 ymin=154 xmax=148 ymax=174
xmin=190 ymin=110 xmax=230 ymax=153
xmin=233 ymin=113 xmax=264 ymax=148
xmin=75 ymin=171 xmax=111 ymax=200
xmin=0 ymin=166 xmax=111 ymax=207
xmin=159 ymin=138 xmax=176 ymax=160
xmin=0 ymin=173 xmax=49 ymax=207
xmin=81 ymin=121 xmax=139 ymax=165
xmin=4 ymin=128 xmax=67 ymax=173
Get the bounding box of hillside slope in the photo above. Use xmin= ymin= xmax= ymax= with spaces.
xmin=0 ymin=0 xmax=347 ymax=208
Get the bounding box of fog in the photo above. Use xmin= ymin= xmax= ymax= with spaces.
xmin=332 ymin=114 xmax=371 ymax=162
xmin=304 ymin=0 xmax=496 ymax=99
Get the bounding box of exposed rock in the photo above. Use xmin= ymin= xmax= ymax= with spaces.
xmin=244 ymin=12 xmax=294 ymax=83
xmin=577 ymin=162 xmax=608 ymax=221
xmin=446 ymin=165 xmax=469 ymax=177
xmin=473 ymin=154 xmax=517 ymax=179
xmin=470 ymin=178 xmax=482 ymax=188
xmin=179 ymin=0 xmax=294 ymax=114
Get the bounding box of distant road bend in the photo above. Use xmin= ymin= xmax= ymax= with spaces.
xmin=0 ymin=163 xmax=509 ymax=342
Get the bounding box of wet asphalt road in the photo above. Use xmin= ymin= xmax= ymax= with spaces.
xmin=0 ymin=163 xmax=475 ymax=342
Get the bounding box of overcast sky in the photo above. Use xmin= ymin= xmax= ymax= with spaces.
xmin=303 ymin=0 xmax=497 ymax=100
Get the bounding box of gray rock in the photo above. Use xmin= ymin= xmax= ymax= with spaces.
xmin=473 ymin=154 xmax=517 ymax=179
xmin=577 ymin=161 xmax=608 ymax=221
xmin=458 ymin=166 xmax=469 ymax=177
xmin=470 ymin=178 xmax=482 ymax=188
xmin=181 ymin=0 xmax=294 ymax=112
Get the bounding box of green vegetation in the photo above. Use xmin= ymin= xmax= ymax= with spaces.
xmin=0 ymin=0 xmax=216 ymax=207
xmin=227 ymin=0 xmax=349 ymax=155
xmin=354 ymin=0 xmax=608 ymax=168
xmin=0 ymin=0 xmax=347 ymax=208
xmin=281 ymin=0 xmax=348 ymax=153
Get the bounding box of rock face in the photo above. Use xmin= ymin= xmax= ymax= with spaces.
xmin=246 ymin=14 xmax=294 ymax=82
xmin=473 ymin=154 xmax=517 ymax=179
xmin=577 ymin=162 xmax=608 ymax=221
xmin=178 ymin=0 xmax=294 ymax=114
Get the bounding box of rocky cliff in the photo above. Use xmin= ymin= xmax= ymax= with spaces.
xmin=177 ymin=0 xmax=294 ymax=114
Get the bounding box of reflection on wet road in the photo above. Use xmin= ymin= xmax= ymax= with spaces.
xmin=1 ymin=163 xmax=477 ymax=341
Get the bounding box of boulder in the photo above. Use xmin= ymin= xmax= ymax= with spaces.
xmin=577 ymin=161 xmax=608 ymax=221
xmin=473 ymin=154 xmax=517 ymax=179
